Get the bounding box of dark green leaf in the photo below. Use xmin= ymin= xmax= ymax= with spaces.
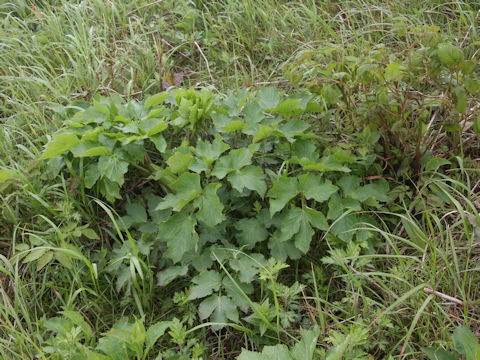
xmin=229 ymin=253 xmax=266 ymax=283
xmin=228 ymin=166 xmax=267 ymax=197
xmin=84 ymin=163 xmax=100 ymax=188
xmin=198 ymin=295 xmax=239 ymax=329
xmin=423 ymin=347 xmax=457 ymax=360
xmin=291 ymin=327 xmax=320 ymax=360
xmin=238 ymin=344 xmax=292 ymax=360
xmin=426 ymin=157 xmax=451 ymax=172
xmin=212 ymin=146 xmax=257 ymax=179
xmin=453 ymin=325 xmax=480 ymax=359
xmin=235 ymin=218 xmax=269 ymax=248
xmin=257 ymin=87 xmax=281 ymax=110
xmin=125 ymin=202 xmax=147 ymax=224
xmin=300 ymin=174 xmax=338 ymax=202
xmin=193 ymin=135 xmax=230 ymax=165
xmin=145 ymin=321 xmax=171 ymax=350
xmin=158 ymin=212 xmax=198 ymax=263
xmin=157 ymin=266 xmax=189 ymax=286
xmin=194 ymin=183 xmax=225 ymax=227
xmin=267 ymin=177 xmax=299 ymax=215
xmin=150 ymin=134 xmax=167 ymax=153
xmin=157 ymin=172 xmax=202 ymax=211
xmin=188 ymin=270 xmax=222 ymax=300
xmin=98 ymin=155 xmax=129 ymax=186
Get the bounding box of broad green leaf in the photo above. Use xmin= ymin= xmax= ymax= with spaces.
xmin=279 ymin=207 xmax=303 ymax=241
xmin=36 ymin=251 xmax=53 ymax=270
xmin=158 ymin=212 xmax=198 ymax=263
xmin=125 ymin=202 xmax=147 ymax=224
xmin=257 ymin=87 xmax=281 ymax=110
xmin=235 ymin=218 xmax=269 ymax=249
xmin=145 ymin=92 xmax=170 ymax=107
xmin=97 ymin=333 xmax=129 ymax=360
xmin=229 ymin=253 xmax=266 ymax=283
xmin=145 ymin=321 xmax=171 ymax=350
xmin=193 ymin=136 xmax=230 ymax=165
xmin=423 ymin=347 xmax=457 ymax=360
xmin=331 ymin=214 xmax=358 ymax=243
xmin=291 ymin=327 xmax=320 ymax=360
xmin=425 ymin=157 xmax=451 ymax=172
xmin=327 ymin=194 xmax=343 ymax=220
xmin=41 ymin=133 xmax=80 ymax=159
xmin=305 ymin=207 xmax=328 ymax=231
xmin=150 ymin=134 xmax=167 ymax=153
xmin=189 ymin=157 xmax=209 ymax=173
xmin=223 ymin=276 xmax=254 ymax=313
xmin=23 ymin=247 xmax=48 ymax=263
xmin=437 ymin=43 xmax=464 ymax=66
xmin=212 ymin=146 xmax=257 ymax=179
xmin=244 ymin=101 xmax=264 ymax=123
xmin=453 ymin=325 xmax=480 ymax=359
xmin=222 ymin=120 xmax=245 ymax=132
xmin=293 ymin=218 xmax=315 ymax=253
xmin=84 ymin=163 xmax=100 ymax=188
xmin=188 ymin=270 xmax=222 ymax=300
xmin=157 ymin=172 xmax=202 ymax=211
xmin=157 ymin=265 xmax=189 ymax=286
xmin=98 ymin=155 xmax=129 ymax=186
xmin=194 ymin=183 xmax=225 ymax=227
xmin=273 ymin=98 xmax=304 ymax=119
xmin=132 ymin=319 xmax=146 ymax=346
xmin=339 ymin=176 xmax=390 ymax=203
xmin=198 ymin=295 xmax=239 ymax=329
xmin=82 ymin=146 xmax=111 ymax=156
xmin=253 ymin=125 xmax=274 ymax=143
xmin=385 ymin=62 xmax=404 ymax=82
xmin=166 ymin=151 xmax=193 ymax=174
xmin=292 ymin=139 xmax=318 ymax=162
xmin=280 ymin=207 xmax=326 ymax=253
xmin=81 ymin=228 xmax=99 ymax=240
xmin=268 ymin=232 xmax=302 ymax=262
xmin=227 ymin=166 xmax=267 ymax=197
xmin=299 ymin=174 xmax=338 ymax=202
xmin=238 ymin=344 xmax=292 ymax=360
xmin=139 ymin=118 xmax=167 ymax=136
xmin=275 ymin=119 xmax=310 ymax=142
xmin=211 ymin=112 xmax=232 ymax=130
xmin=267 ymin=177 xmax=299 ymax=215
xmin=70 ymin=142 xmax=103 ymax=157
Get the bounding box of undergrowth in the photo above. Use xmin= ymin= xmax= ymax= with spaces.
xmin=0 ymin=0 xmax=480 ymax=359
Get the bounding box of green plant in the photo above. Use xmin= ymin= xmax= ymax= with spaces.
xmin=424 ymin=325 xmax=480 ymax=360
xmin=38 ymin=311 xmax=207 ymax=359
xmin=284 ymin=24 xmax=480 ymax=175
xmin=38 ymin=87 xmax=395 ymax=335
